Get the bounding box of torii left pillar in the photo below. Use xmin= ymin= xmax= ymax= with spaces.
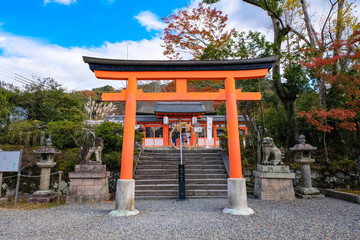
xmin=109 ymin=76 xmax=139 ymax=217
xmin=222 ymin=77 xmax=253 ymax=215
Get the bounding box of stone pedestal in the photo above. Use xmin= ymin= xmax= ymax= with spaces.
xmin=295 ymin=159 xmax=323 ymax=199
xmin=109 ymin=179 xmax=139 ymax=217
xmin=28 ymin=161 xmax=57 ymax=203
xmin=66 ymin=164 xmax=110 ymax=204
xmin=223 ymin=178 xmax=254 ymax=216
xmin=254 ymin=164 xmax=296 ymax=200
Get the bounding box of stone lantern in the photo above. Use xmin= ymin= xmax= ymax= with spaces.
xmin=28 ymin=138 xmax=60 ymax=203
xmin=290 ymin=135 xmax=322 ymax=198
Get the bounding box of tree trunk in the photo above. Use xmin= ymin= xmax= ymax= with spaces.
xmin=285 ymin=101 xmax=299 ymax=146
xmin=256 ymin=128 xmax=262 ymax=164
xmin=271 ymin=16 xmax=299 ymax=146
xmin=300 ymin=0 xmax=317 ymax=47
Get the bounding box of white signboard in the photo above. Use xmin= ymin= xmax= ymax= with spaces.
xmin=207 ymin=117 xmax=213 ymax=140
xmin=0 ymin=151 xmax=22 ymax=172
xmin=194 ymin=127 xmax=203 ymax=133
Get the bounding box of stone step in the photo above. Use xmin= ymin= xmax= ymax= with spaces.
xmin=135 ymin=169 xmax=226 ymax=175
xmin=141 ymin=151 xmax=221 ymax=155
xmin=138 ymin=160 xmax=224 ymax=165
xmin=134 ymin=173 xmax=228 ymax=180
xmin=136 ymin=164 xmax=225 ymax=170
xmin=134 ymin=195 xmax=227 ymax=199
xmin=135 ymin=189 xmax=227 ymax=197
xmin=140 ymin=156 xmax=221 ymax=159
xmin=143 ymin=150 xmax=222 ymax=154
xmin=135 ymin=184 xmax=227 ymax=191
xmin=135 ymin=178 xmax=228 ymax=185
xmin=134 ymin=149 xmax=228 ymax=198
xmin=140 ymin=154 xmax=221 ymax=159
xmin=140 ymin=155 xmax=222 ymax=159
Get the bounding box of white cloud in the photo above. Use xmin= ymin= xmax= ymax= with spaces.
xmin=190 ymin=0 xmax=272 ymax=39
xmin=134 ymin=11 xmax=166 ymax=32
xmin=0 ymin=0 xmax=272 ymax=92
xmin=0 ymin=32 xmax=166 ymax=91
xmin=44 ymin=0 xmax=77 ymax=5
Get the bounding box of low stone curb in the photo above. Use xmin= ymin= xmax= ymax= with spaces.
xmin=321 ymin=189 xmax=360 ymax=204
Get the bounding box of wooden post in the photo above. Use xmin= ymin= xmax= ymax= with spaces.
xmin=14 ymin=150 xmax=23 ymax=208
xmin=225 ymin=77 xmax=243 ymax=179
xmin=14 ymin=173 xmax=21 ymax=208
xmin=57 ymin=171 xmax=62 ymax=205
xmin=176 ymin=79 xmax=187 ymax=93
xmin=0 ymin=172 xmax=3 ymax=198
xmin=120 ymin=77 xmax=138 ymax=180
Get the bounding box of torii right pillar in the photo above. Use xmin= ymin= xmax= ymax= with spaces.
xmin=223 ymin=77 xmax=254 ymax=215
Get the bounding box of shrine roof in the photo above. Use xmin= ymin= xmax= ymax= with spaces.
xmin=135 ymin=101 xmax=214 ymax=114
xmin=83 ymin=56 xmax=277 ymax=72
xmin=154 ymin=102 xmax=205 ymax=113
xmin=105 ymin=115 xmax=247 ymax=123
xmin=106 ymin=115 xmax=161 ymax=123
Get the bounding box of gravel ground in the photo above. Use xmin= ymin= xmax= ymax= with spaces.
xmin=0 ymin=196 xmax=359 ymax=240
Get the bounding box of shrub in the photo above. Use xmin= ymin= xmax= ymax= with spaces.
xmin=102 ymin=151 xmax=122 ymax=171
xmin=1 ymin=120 xmax=44 ymax=146
xmin=54 ymin=148 xmax=82 ymax=181
xmin=95 ymin=121 xmax=124 ymax=153
xmin=47 ymin=121 xmax=86 ymax=149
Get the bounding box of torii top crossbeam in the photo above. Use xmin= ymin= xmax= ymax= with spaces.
xmin=83 ymin=56 xmax=276 ymax=180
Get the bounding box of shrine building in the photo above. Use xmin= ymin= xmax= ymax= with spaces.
xmin=106 ymin=101 xmax=248 ymax=148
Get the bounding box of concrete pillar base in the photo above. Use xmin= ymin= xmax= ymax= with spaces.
xmin=223 ymin=178 xmax=254 ymax=216
xmin=109 ymin=209 xmax=139 ymax=217
xmin=110 ymin=179 xmax=139 ymax=217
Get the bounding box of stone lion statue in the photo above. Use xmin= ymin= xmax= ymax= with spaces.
xmin=262 ymin=137 xmax=283 ymax=165
xmin=81 ymin=136 xmax=104 ymax=165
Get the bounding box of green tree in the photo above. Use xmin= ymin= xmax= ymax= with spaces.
xmin=1 ymin=120 xmax=44 ymax=146
xmin=47 ymin=121 xmax=87 ymax=149
xmin=94 ymin=121 xmax=124 ymax=152
xmin=92 ymin=85 xmax=115 ymax=95
xmin=0 ymin=82 xmax=18 ymax=126
xmin=18 ymin=77 xmax=85 ymax=123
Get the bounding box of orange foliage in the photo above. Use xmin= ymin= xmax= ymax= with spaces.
xmin=300 ymin=24 xmax=360 ymax=132
xmin=299 ymin=107 xmax=357 ymax=132
xmin=162 ymin=3 xmax=233 ymax=60
xmin=77 ymin=90 xmax=97 ymax=98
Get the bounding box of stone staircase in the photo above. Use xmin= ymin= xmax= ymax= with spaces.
xmin=134 ymin=149 xmax=228 ymax=199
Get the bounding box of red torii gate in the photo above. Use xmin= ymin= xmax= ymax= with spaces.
xmin=83 ymin=56 xmax=276 ymax=216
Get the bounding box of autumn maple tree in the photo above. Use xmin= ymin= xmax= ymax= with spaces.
xmin=300 ymin=25 xmax=360 ymax=133
xmin=162 ymin=3 xmax=233 ymax=60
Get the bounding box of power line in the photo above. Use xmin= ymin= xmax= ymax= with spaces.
xmin=0 ymin=66 xmax=38 ymax=86
xmin=0 ymin=60 xmax=37 ymax=85
xmin=15 ymin=75 xmax=33 ymax=84
xmin=15 ymin=73 xmax=36 ymax=84
xmin=0 ymin=68 xmax=12 ymax=77
xmin=0 ymin=71 xmax=28 ymax=85
xmin=0 ymin=67 xmax=35 ymax=84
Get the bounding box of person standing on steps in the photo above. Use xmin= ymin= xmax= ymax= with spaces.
xmin=172 ymin=129 xmax=179 ymax=146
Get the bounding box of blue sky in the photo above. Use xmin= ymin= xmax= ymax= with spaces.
xmin=0 ymin=0 xmax=357 ymax=90
xmin=0 ymin=0 xmax=189 ymax=47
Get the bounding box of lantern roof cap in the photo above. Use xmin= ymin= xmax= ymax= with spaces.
xmin=290 ymin=135 xmax=317 ymax=151
xmin=33 ymin=138 xmax=61 ymax=154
